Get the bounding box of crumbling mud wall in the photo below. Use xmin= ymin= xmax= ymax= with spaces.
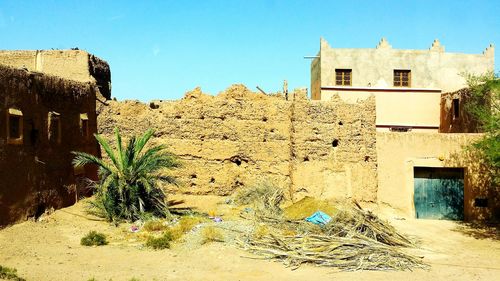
xmin=0 ymin=50 xmax=111 ymax=100
xmin=440 ymin=88 xmax=482 ymax=133
xmin=0 ymin=65 xmax=99 ymax=226
xmin=97 ymin=85 xmax=377 ymax=201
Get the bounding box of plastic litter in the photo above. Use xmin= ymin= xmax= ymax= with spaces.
xmin=130 ymin=225 xmax=139 ymax=232
xmin=305 ymin=211 xmax=332 ymax=225
xmin=211 ymin=217 xmax=223 ymax=223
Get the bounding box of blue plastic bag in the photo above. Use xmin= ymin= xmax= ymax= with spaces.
xmin=305 ymin=211 xmax=332 ymax=225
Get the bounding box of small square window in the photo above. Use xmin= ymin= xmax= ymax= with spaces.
xmin=7 ymin=108 xmax=23 ymax=145
xmin=80 ymin=113 xmax=89 ymax=139
xmin=335 ymin=69 xmax=352 ymax=86
xmin=48 ymin=111 xmax=61 ymax=144
xmin=394 ymin=70 xmax=411 ymax=87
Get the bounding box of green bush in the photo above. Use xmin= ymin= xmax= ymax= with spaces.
xmin=145 ymin=232 xmax=173 ymax=250
xmin=0 ymin=265 xmax=25 ymax=281
xmin=81 ymin=231 xmax=108 ymax=246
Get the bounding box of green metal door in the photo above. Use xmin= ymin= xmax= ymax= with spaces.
xmin=414 ymin=168 xmax=464 ymax=220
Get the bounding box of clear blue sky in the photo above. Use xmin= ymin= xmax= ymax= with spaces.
xmin=1 ymin=0 xmax=498 ymax=101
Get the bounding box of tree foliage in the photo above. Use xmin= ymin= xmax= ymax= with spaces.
xmin=73 ymin=128 xmax=179 ymax=222
xmin=464 ymin=72 xmax=499 ymax=183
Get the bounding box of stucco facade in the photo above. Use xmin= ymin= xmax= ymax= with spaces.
xmin=377 ymin=132 xmax=498 ymax=220
xmin=312 ymin=38 xmax=494 ymax=132
xmin=311 ymin=38 xmax=497 ymax=221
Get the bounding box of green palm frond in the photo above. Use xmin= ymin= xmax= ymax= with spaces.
xmin=134 ymin=129 xmax=155 ymax=156
xmin=73 ymin=127 xmax=178 ymax=222
xmin=94 ymin=133 xmax=121 ymax=171
xmin=115 ymin=127 xmax=125 ymax=171
xmin=72 ymin=151 xmax=113 ymax=173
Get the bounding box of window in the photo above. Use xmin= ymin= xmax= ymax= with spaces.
xmin=48 ymin=111 xmax=61 ymax=144
xmin=452 ymin=98 xmax=460 ymax=119
xmin=80 ymin=113 xmax=89 ymax=139
xmin=335 ymin=69 xmax=352 ymax=86
xmin=7 ymin=108 xmax=23 ymax=145
xmin=394 ymin=70 xmax=411 ymax=87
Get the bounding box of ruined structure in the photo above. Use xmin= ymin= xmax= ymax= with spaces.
xmin=0 ymin=50 xmax=107 ymax=226
xmin=97 ymin=85 xmax=378 ymax=202
xmin=311 ymin=38 xmax=497 ymax=220
xmin=0 ymin=50 xmax=111 ymax=100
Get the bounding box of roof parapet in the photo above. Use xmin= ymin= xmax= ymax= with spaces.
xmin=429 ymin=39 xmax=445 ymax=52
xmin=376 ymin=37 xmax=392 ymax=49
xmin=483 ymin=44 xmax=495 ymax=57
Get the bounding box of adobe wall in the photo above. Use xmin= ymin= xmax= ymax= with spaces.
xmin=377 ymin=132 xmax=499 ymax=221
xmin=440 ymin=88 xmax=482 ymax=133
xmin=0 ymin=50 xmax=111 ymax=99
xmin=97 ymin=85 xmax=377 ymax=202
xmin=0 ymin=65 xmax=99 ymax=226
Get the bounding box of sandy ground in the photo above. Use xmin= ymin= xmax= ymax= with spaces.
xmin=1 ymin=195 xmax=500 ymax=281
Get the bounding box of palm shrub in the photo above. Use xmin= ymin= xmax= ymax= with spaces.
xmin=72 ymin=128 xmax=178 ymax=222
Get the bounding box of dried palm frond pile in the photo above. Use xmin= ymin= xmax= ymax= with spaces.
xmin=242 ymin=234 xmax=424 ymax=271
xmin=234 ymin=188 xmax=427 ymax=271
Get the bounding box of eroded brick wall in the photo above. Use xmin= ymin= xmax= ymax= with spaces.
xmin=0 ymin=65 xmax=99 ymax=226
xmin=97 ymin=85 xmax=377 ymax=201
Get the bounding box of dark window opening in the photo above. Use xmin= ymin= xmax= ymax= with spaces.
xmin=49 ymin=112 xmax=61 ymax=144
xmin=9 ymin=115 xmax=21 ymax=139
xmin=80 ymin=113 xmax=89 ymax=139
xmin=394 ymin=70 xmax=411 ymax=87
xmin=453 ymin=98 xmax=460 ymax=119
xmin=335 ymin=69 xmax=352 ymax=86
xmin=474 ymin=198 xmax=488 ymax=208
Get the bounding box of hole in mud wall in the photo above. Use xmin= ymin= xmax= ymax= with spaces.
xmin=262 ymin=117 xmax=268 ymax=122
xmin=270 ymin=128 xmax=276 ymax=133
xmin=149 ymin=102 xmax=159 ymax=109
xmin=263 ymin=138 xmax=267 ymax=142
xmin=338 ymin=121 xmax=343 ymax=126
xmin=190 ymin=182 xmax=197 ymax=188
xmin=364 ymin=156 xmax=370 ymax=162
xmin=190 ymin=174 xmax=197 ymax=179
xmin=332 ymin=139 xmax=339 ymax=147
xmin=233 ymin=180 xmax=244 ymax=188
xmin=303 ymin=156 xmax=309 ymax=162
xmin=228 ymin=156 xmax=249 ymax=167
xmin=34 ymin=204 xmax=46 ymax=220
xmin=200 ymin=135 xmax=205 ymax=141
xmin=220 ymin=116 xmax=226 ymax=121
xmin=200 ymin=115 xmax=205 ymax=120
xmin=210 ymin=177 xmax=215 ymax=184
xmin=222 ymin=135 xmax=228 ymax=140
xmin=175 ymin=115 xmax=181 ymax=119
